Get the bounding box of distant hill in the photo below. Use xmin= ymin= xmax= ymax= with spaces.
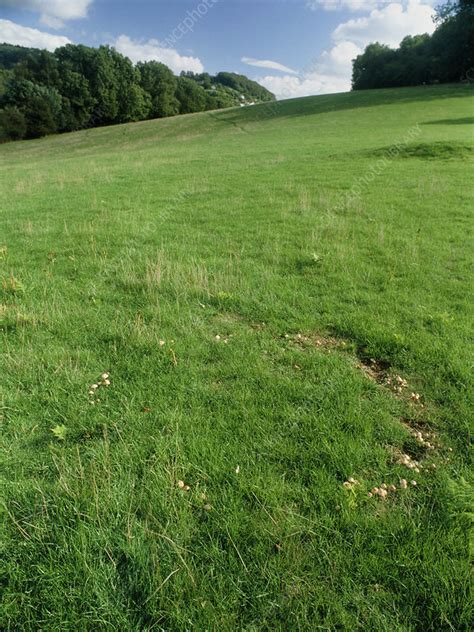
xmin=180 ymin=71 xmax=275 ymax=106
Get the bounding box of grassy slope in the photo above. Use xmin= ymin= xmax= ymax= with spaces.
xmin=0 ymin=84 xmax=473 ymax=630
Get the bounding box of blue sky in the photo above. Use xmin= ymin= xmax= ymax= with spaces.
xmin=0 ymin=1 xmax=439 ymax=98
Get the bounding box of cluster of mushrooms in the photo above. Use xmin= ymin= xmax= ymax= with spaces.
xmin=88 ymin=372 xmax=110 ymax=404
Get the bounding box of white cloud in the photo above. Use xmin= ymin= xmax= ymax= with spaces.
xmin=258 ymin=1 xmax=436 ymax=100
xmin=0 ymin=1 xmax=93 ymax=28
xmin=241 ymin=56 xmax=298 ymax=75
xmin=258 ymin=41 xmax=358 ymax=100
xmin=307 ymin=0 xmax=381 ymax=10
xmin=317 ymin=40 xmax=361 ymax=77
xmin=0 ymin=18 xmax=71 ymax=50
xmin=333 ymin=1 xmax=436 ymax=48
xmin=113 ymin=35 xmax=204 ymax=74
xmin=257 ymin=73 xmax=351 ymax=100
xmin=39 ymin=14 xmax=65 ymax=29
xmin=307 ymin=0 xmax=437 ymax=11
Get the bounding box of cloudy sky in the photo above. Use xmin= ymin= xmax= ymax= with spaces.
xmin=0 ymin=1 xmax=439 ymax=99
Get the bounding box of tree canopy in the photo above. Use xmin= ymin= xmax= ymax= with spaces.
xmin=352 ymin=0 xmax=474 ymax=90
xmin=0 ymin=43 xmax=274 ymax=142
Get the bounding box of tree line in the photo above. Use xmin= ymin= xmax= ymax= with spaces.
xmin=352 ymin=0 xmax=474 ymax=90
xmin=0 ymin=43 xmax=275 ymax=142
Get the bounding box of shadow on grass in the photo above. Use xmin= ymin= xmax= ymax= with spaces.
xmin=422 ymin=117 xmax=474 ymax=125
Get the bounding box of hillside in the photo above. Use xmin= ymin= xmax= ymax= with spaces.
xmin=0 ymin=84 xmax=473 ymax=630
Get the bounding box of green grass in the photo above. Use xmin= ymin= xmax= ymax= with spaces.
xmin=0 ymin=83 xmax=473 ymax=631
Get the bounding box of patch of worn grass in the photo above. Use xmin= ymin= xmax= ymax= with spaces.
xmin=0 ymin=84 xmax=473 ymax=630
xmin=370 ymin=141 xmax=474 ymax=160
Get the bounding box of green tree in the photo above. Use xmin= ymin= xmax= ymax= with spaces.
xmin=1 ymin=79 xmax=62 ymax=138
xmin=352 ymin=0 xmax=474 ymax=90
xmin=352 ymin=43 xmax=396 ymax=90
xmin=55 ymin=45 xmax=119 ymax=125
xmin=205 ymin=87 xmax=237 ymax=110
xmin=0 ymin=42 xmax=276 ymax=140
xmin=398 ymin=35 xmax=433 ymax=85
xmin=26 ymin=98 xmax=57 ymax=137
xmin=0 ymin=105 xmax=27 ymax=141
xmin=137 ymin=61 xmax=179 ymax=118
xmin=120 ymin=82 xmax=151 ymax=122
xmin=0 ymin=44 xmax=35 ymax=70
xmin=58 ymin=66 xmax=95 ymax=131
xmin=434 ymin=0 xmax=474 ymax=23
xmin=431 ymin=0 xmax=474 ymax=81
xmin=181 ymin=71 xmax=213 ymax=90
xmin=14 ymin=49 xmax=61 ymax=89
xmin=108 ymin=48 xmax=150 ymax=122
xmin=0 ymin=68 xmax=11 ymax=98
xmin=55 ymin=45 xmax=151 ymax=125
xmin=214 ymin=72 xmax=275 ymax=102
xmin=175 ymin=76 xmax=207 ymax=114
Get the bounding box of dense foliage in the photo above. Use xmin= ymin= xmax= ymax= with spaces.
xmin=180 ymin=71 xmax=276 ymax=110
xmin=183 ymin=71 xmax=278 ymax=103
xmin=0 ymin=43 xmax=274 ymax=142
xmin=352 ymin=0 xmax=474 ymax=90
xmin=0 ymin=43 xmax=35 ymax=69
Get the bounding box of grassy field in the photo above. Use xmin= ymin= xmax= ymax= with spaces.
xmin=0 ymin=83 xmax=473 ymax=631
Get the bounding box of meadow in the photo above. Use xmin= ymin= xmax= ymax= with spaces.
xmin=0 ymin=83 xmax=473 ymax=630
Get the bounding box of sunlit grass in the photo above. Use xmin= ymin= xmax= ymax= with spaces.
xmin=0 ymin=83 xmax=473 ymax=630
